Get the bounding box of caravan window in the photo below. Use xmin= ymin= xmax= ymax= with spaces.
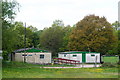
xmin=91 ymin=54 xmax=95 ymax=56
xmin=40 ymin=54 xmax=44 ymax=59
xmin=64 ymin=54 xmax=67 ymax=57
xmin=73 ymin=55 xmax=77 ymax=57
xmin=28 ymin=55 xmax=32 ymax=56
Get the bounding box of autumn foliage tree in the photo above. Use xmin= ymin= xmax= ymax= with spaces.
xmin=68 ymin=15 xmax=117 ymax=55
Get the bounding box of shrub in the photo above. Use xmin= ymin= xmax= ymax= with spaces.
xmin=2 ymin=51 xmax=9 ymax=61
xmin=101 ymin=62 xmax=118 ymax=67
xmin=117 ymin=61 xmax=120 ymax=65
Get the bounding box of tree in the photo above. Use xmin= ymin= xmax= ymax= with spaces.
xmin=2 ymin=0 xmax=20 ymax=22
xmin=14 ymin=22 xmax=39 ymax=48
xmin=59 ymin=25 xmax=74 ymax=51
xmin=68 ymin=15 xmax=117 ymax=55
xmin=28 ymin=25 xmax=41 ymax=48
xmin=118 ymin=29 xmax=120 ymax=60
xmin=112 ymin=21 xmax=120 ymax=30
xmin=2 ymin=0 xmax=20 ymax=60
xmin=2 ymin=0 xmax=41 ymax=60
xmin=111 ymin=21 xmax=120 ymax=60
xmin=52 ymin=20 xmax=64 ymax=27
xmin=28 ymin=25 xmax=38 ymax=32
xmin=40 ymin=20 xmax=65 ymax=56
xmin=2 ymin=20 xmax=40 ymax=60
xmin=107 ymin=21 xmax=120 ymax=55
xmin=14 ymin=22 xmax=30 ymax=48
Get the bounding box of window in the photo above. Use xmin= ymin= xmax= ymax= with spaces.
xmin=64 ymin=54 xmax=67 ymax=57
xmin=40 ymin=54 xmax=44 ymax=59
xmin=73 ymin=55 xmax=77 ymax=57
xmin=28 ymin=55 xmax=32 ymax=56
xmin=91 ymin=54 xmax=95 ymax=56
xmin=22 ymin=54 xmax=27 ymax=56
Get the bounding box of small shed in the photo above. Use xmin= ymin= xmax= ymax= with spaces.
xmin=12 ymin=48 xmax=52 ymax=64
xmin=58 ymin=51 xmax=101 ymax=63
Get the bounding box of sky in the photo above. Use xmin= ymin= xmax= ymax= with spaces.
xmin=15 ymin=0 xmax=119 ymax=30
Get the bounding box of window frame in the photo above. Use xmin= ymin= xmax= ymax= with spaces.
xmin=64 ymin=54 xmax=67 ymax=57
xmin=40 ymin=54 xmax=44 ymax=59
xmin=73 ymin=55 xmax=77 ymax=57
xmin=91 ymin=54 xmax=95 ymax=57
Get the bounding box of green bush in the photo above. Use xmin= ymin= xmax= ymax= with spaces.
xmin=101 ymin=62 xmax=118 ymax=67
xmin=2 ymin=51 xmax=9 ymax=61
xmin=117 ymin=61 xmax=120 ymax=65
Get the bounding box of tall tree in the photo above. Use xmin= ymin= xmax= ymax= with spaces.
xmin=59 ymin=25 xmax=74 ymax=52
xmin=118 ymin=29 xmax=120 ymax=60
xmin=28 ymin=25 xmax=41 ymax=48
xmin=112 ymin=21 xmax=120 ymax=30
xmin=40 ymin=20 xmax=64 ymax=56
xmin=14 ymin=22 xmax=39 ymax=48
xmin=107 ymin=21 xmax=120 ymax=55
xmin=2 ymin=0 xmax=20 ymax=60
xmin=2 ymin=0 xmax=20 ymax=22
xmin=14 ymin=22 xmax=30 ymax=48
xmin=68 ymin=15 xmax=117 ymax=55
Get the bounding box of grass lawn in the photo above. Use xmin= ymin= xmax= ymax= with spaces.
xmin=102 ymin=56 xmax=119 ymax=63
xmin=2 ymin=61 xmax=119 ymax=78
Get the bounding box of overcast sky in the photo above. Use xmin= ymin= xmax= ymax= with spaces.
xmin=15 ymin=0 xmax=119 ymax=30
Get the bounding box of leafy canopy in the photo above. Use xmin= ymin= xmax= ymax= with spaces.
xmin=68 ymin=15 xmax=117 ymax=54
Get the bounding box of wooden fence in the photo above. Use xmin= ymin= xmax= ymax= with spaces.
xmin=53 ymin=58 xmax=80 ymax=65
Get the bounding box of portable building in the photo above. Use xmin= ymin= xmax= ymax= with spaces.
xmin=12 ymin=48 xmax=52 ymax=64
xmin=58 ymin=51 xmax=100 ymax=63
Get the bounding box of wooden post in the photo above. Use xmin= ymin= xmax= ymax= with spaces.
xmin=24 ymin=23 xmax=26 ymax=63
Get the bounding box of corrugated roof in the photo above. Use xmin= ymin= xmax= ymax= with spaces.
xmin=59 ymin=51 xmax=100 ymax=54
xmin=14 ymin=48 xmax=49 ymax=53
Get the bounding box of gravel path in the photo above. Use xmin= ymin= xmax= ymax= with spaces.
xmin=41 ymin=64 xmax=101 ymax=68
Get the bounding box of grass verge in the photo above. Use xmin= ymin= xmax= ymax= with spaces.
xmin=2 ymin=61 xmax=119 ymax=78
